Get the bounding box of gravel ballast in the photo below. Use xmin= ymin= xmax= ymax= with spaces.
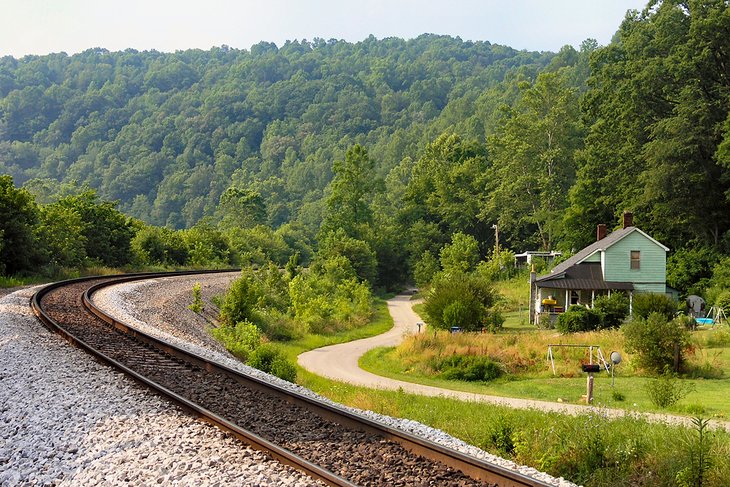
xmin=0 ymin=285 xmax=318 ymax=486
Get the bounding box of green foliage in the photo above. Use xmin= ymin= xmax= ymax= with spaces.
xmin=667 ymin=247 xmax=718 ymax=295
xmin=632 ymin=293 xmax=677 ymax=321
xmin=55 ymin=190 xmax=134 ymax=267
xmin=34 ymin=202 xmax=87 ymax=269
xmin=676 ymin=417 xmax=713 ymax=487
xmin=320 ymin=144 xmax=377 ymax=240
xmin=316 ymin=229 xmax=378 ymax=285
xmin=0 ymin=175 xmax=39 ymax=275
xmin=423 ymin=272 xmax=496 ymax=331
xmin=555 ymin=305 xmax=603 ymax=333
xmin=211 ymin=320 xmax=262 ymax=362
xmin=645 ymin=368 xmax=696 ymax=409
xmin=623 ymin=313 xmax=690 ymax=374
xmin=593 ymin=293 xmax=630 ymax=328
xmin=714 ymin=290 xmax=730 ymax=311
xmin=486 ymin=416 xmax=516 ymax=456
xmin=188 ymin=282 xmax=203 ymax=313
xmin=289 ymin=256 xmax=372 ymax=334
xmin=487 ymin=71 xmax=582 ymax=250
xmin=439 ymin=232 xmax=480 ymax=274
xmin=434 ymin=354 xmax=504 ymax=382
xmin=413 ymin=251 xmax=440 ymax=288
xmin=219 ymin=272 xmax=263 ymax=327
xmin=183 ymin=222 xmax=232 ymax=267
xmin=132 ymin=225 xmax=188 ymax=266
xmin=247 ymin=344 xmax=297 ymax=382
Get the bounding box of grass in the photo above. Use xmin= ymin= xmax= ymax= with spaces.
xmin=295 ymin=360 xmax=730 ymax=486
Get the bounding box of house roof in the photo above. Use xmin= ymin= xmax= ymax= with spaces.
xmin=537 ymin=226 xmax=668 ymax=282
xmin=535 ymin=262 xmax=634 ymax=290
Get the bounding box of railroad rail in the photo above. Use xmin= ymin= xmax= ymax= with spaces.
xmin=31 ymin=271 xmax=551 ymax=487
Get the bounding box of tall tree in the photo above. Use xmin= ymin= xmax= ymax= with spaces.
xmin=0 ymin=175 xmax=38 ymax=275
xmin=488 ymin=72 xmax=582 ymax=250
xmin=319 ymin=144 xmax=377 ymax=240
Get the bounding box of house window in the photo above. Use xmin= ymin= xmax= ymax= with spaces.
xmin=570 ymin=290 xmax=580 ymax=305
xmin=630 ymin=250 xmax=641 ymax=270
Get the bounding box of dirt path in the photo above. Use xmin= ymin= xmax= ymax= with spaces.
xmin=298 ymin=292 xmax=730 ymax=431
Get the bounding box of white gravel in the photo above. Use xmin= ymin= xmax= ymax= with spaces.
xmin=0 ymin=286 xmax=319 ymax=487
xmin=91 ymin=275 xmax=577 ymax=487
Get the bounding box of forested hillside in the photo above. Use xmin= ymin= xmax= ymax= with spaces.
xmin=1 ymin=0 xmax=729 ymax=295
xmin=0 ymin=35 xmax=556 ymax=229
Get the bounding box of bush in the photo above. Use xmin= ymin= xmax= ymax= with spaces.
xmin=645 ymin=368 xmax=696 ymax=408
xmin=211 ymin=320 xmax=262 ymax=361
xmin=435 ymin=355 xmax=503 ymax=382
xmin=555 ymin=305 xmax=603 ymax=333
xmin=623 ymin=313 xmax=690 ymax=373
xmin=188 ymin=282 xmax=204 ymax=313
xmin=219 ymin=271 xmax=263 ymax=327
xmin=593 ymin=293 xmax=629 ymax=328
xmin=423 ymin=272 xmax=496 ymax=331
xmin=247 ymin=344 xmax=297 ymax=382
xmin=632 ymin=293 xmax=677 ymax=321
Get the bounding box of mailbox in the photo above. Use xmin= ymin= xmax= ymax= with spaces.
xmin=581 ymin=364 xmax=601 ymax=373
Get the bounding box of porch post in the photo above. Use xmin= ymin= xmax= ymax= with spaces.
xmin=629 ymin=291 xmax=634 ymax=316
xmin=565 ymin=289 xmax=570 ymax=309
xmin=529 ymin=265 xmax=537 ymax=324
xmin=591 ymin=290 xmax=595 ymax=308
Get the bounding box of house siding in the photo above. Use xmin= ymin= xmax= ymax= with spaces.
xmin=603 ymin=231 xmax=666 ymax=292
xmin=582 ymin=252 xmax=601 ymax=263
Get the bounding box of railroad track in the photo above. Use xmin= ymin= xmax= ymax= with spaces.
xmin=31 ymin=271 xmax=551 ymax=487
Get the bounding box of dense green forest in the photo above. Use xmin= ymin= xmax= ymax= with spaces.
xmin=2 ymin=0 xmax=730 ymax=296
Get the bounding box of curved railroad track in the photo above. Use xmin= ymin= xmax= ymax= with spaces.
xmin=31 ymin=271 xmax=551 ymax=487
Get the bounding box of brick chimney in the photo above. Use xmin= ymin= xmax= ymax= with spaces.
xmin=623 ymin=211 xmax=633 ymax=229
xmin=597 ymin=224 xmax=607 ymax=241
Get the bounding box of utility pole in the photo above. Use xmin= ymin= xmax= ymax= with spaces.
xmin=492 ymin=223 xmax=499 ymax=259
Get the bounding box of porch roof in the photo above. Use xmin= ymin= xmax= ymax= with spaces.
xmin=535 ymin=262 xmax=634 ymax=291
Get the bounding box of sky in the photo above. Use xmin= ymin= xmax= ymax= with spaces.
xmin=1 ymin=0 xmax=648 ymax=58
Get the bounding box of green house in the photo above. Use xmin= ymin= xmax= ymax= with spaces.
xmin=529 ymin=213 xmax=671 ymax=326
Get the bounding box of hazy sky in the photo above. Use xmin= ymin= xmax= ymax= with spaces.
xmin=1 ymin=0 xmax=648 ymax=57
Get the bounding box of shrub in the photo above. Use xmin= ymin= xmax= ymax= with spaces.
xmin=593 ymin=293 xmax=629 ymax=328
xmin=623 ymin=313 xmax=690 ymax=373
xmin=423 ymin=272 xmax=496 ymax=331
xmin=645 ymin=368 xmax=696 ymax=408
xmin=436 ymin=355 xmax=503 ymax=382
xmin=219 ymin=271 xmax=263 ymax=327
xmin=555 ymin=305 xmax=603 ymax=333
xmin=632 ymin=293 xmax=677 ymax=321
xmin=188 ymin=282 xmax=204 ymax=313
xmin=247 ymin=344 xmax=297 ymax=382
xmin=211 ymin=320 xmax=262 ymax=361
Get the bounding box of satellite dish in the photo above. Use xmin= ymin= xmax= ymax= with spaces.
xmin=610 ymin=351 xmax=622 ymax=365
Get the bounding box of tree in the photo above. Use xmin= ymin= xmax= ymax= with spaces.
xmin=0 ymin=175 xmax=39 ymax=274
xmin=439 ymin=232 xmax=480 ymax=274
xmin=319 ymin=144 xmax=377 ymax=240
xmin=217 ymin=186 xmax=267 ymax=230
xmin=55 ymin=190 xmax=134 ymax=267
xmin=487 ymin=72 xmax=582 ymax=250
